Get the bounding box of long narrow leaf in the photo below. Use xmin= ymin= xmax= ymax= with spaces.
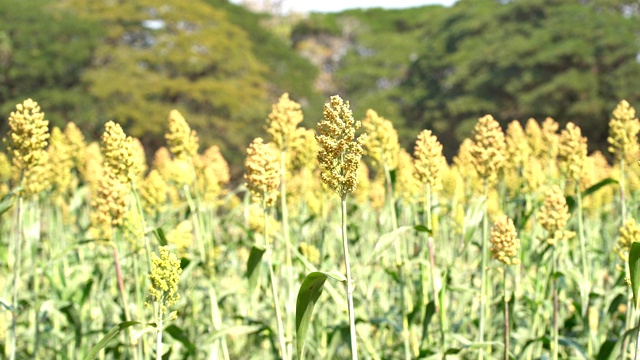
xmin=296 ymin=271 xmax=346 ymax=359
xmin=629 ymin=242 xmax=640 ymax=308
xmin=83 ymin=321 xmax=140 ymax=360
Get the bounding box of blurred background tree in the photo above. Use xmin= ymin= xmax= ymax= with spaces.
xmin=1 ymin=0 xmax=639 ymax=176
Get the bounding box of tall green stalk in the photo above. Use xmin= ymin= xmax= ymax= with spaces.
xmin=575 ymin=183 xmax=589 ymax=324
xmin=479 ymin=180 xmax=489 ymax=360
xmin=341 ymin=195 xmax=359 ymax=360
xmin=264 ymin=200 xmax=288 ymax=360
xmin=552 ymin=247 xmax=559 ymax=360
xmin=280 ymin=150 xmax=294 ymax=360
xmin=503 ymin=266 xmax=509 ymax=360
xmin=9 ymin=195 xmax=23 ymax=360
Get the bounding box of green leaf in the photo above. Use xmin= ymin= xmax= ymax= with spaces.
xmin=371 ymin=226 xmax=414 ymax=261
xmin=83 ymin=321 xmax=140 ymax=360
xmin=414 ymin=224 xmax=432 ymax=234
xmin=463 ymin=196 xmax=485 ymax=245
xmin=246 ymin=246 xmax=266 ymax=295
xmin=164 ymin=324 xmax=196 ymax=355
xmin=296 ymin=271 xmax=346 ymax=359
xmin=596 ymin=338 xmax=618 ymax=360
xmin=0 ymin=193 xmax=14 ymax=216
xmin=153 ymin=228 xmax=168 ymax=246
xmin=629 ymin=242 xmax=640 ymax=308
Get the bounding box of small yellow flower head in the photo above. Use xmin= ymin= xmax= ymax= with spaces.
xmin=90 ymin=169 xmax=130 ymax=232
xmin=362 ymin=109 xmax=399 ymax=171
xmin=353 ymin=159 xmax=371 ymax=204
xmin=608 ymin=100 xmax=640 ymax=164
xmin=316 ymin=95 xmax=367 ymax=198
xmin=299 ymin=241 xmax=321 ymax=264
xmin=248 ymin=203 xmax=280 ymax=243
xmin=505 ymin=120 xmax=530 ymax=170
xmin=147 ymin=246 xmax=182 ymax=315
xmin=101 ymin=121 xmax=140 ymax=184
xmin=202 ymin=145 xmax=230 ymax=186
xmin=131 ymin=137 xmax=147 ymax=180
xmin=152 ymin=147 xmax=174 ymax=182
xmin=413 ymin=129 xmax=444 ymax=189
xmin=80 ymin=142 xmax=104 ymax=188
xmin=47 ymin=127 xmax=74 ymax=196
xmin=469 ymin=115 xmax=506 ymax=185
xmin=615 ymin=218 xmax=640 ymax=262
xmin=537 ymin=185 xmax=574 ymax=245
xmin=22 ymin=151 xmax=52 ymax=198
xmin=369 ymin=176 xmax=386 ymax=210
xmin=266 ymin=93 xmax=304 ymax=151
xmin=122 ymin=209 xmax=144 ymax=251
xmin=64 ymin=121 xmax=86 ymax=169
xmin=558 ymin=122 xmax=588 ymax=183
xmin=522 ymin=157 xmax=545 ymax=193
xmin=5 ymin=98 xmax=49 ymax=172
xmin=244 ymin=138 xmax=280 ymax=207
xmin=396 ymin=149 xmax=421 ymax=202
xmin=166 ymin=109 xmax=199 ymax=160
xmin=525 ymin=118 xmax=544 ymax=159
xmin=139 ymin=169 xmax=168 ymax=217
xmin=541 ymin=117 xmax=560 ymax=159
xmin=490 ymin=215 xmax=520 ymax=265
xmin=167 ymin=220 xmax=193 ymax=258
xmin=0 ymin=151 xmax=12 ymax=184
xmin=290 ymin=128 xmax=318 ymax=173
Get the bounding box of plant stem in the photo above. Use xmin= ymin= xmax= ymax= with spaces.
xmin=575 ymin=184 xmax=589 ymax=322
xmin=9 ymin=195 xmax=23 ymax=360
xmin=479 ymin=180 xmax=488 ymax=360
xmin=264 ymin=202 xmax=288 ymax=360
xmin=156 ymin=307 xmax=163 ymax=360
xmin=503 ymin=267 xmax=509 ymax=360
xmin=552 ymin=247 xmax=559 ymax=360
xmin=341 ymin=196 xmax=359 ymax=360
xmin=280 ymin=150 xmax=294 ymax=360
xmin=634 ymin=307 xmax=640 ymax=360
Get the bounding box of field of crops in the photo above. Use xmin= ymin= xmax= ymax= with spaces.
xmin=2 ymin=94 xmax=640 ymax=359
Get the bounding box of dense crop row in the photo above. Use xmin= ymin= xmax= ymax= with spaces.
xmin=1 ymin=95 xmax=640 ymax=359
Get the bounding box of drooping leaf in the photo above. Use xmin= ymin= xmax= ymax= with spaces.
xmin=628 ymin=242 xmax=640 ymax=308
xmin=296 ymin=271 xmax=346 ymax=359
xmin=246 ymin=246 xmax=266 ymax=295
xmin=83 ymin=321 xmax=141 ymax=360
xmin=371 ymin=226 xmax=414 ymax=261
xmin=165 ymin=324 xmax=196 ymax=355
xmin=152 ymin=228 xmax=168 ymax=246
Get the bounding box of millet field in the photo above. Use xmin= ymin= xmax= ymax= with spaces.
xmin=3 ymin=94 xmax=640 ymax=360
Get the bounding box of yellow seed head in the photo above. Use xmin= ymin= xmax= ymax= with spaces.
xmin=139 ymin=170 xmax=168 ymax=217
xmin=558 ymin=122 xmax=588 ymax=183
xmin=362 ymin=109 xmax=399 ymax=171
xmin=147 ymin=246 xmax=182 ymax=315
xmin=5 ymin=98 xmax=49 ymax=172
xmin=396 ymin=149 xmax=422 ymax=202
xmin=0 ymin=151 xmax=11 ymax=184
xmin=316 ymin=95 xmax=367 ymax=198
xmin=152 ymin=147 xmax=174 ymax=182
xmin=101 ymin=121 xmax=140 ymax=184
xmin=194 ymin=145 xmax=230 ymax=203
xmin=80 ymin=142 xmax=104 ymax=188
xmin=244 ymin=138 xmax=280 ymax=207
xmin=608 ymin=100 xmax=640 ymax=164
xmin=369 ymin=176 xmax=386 ymax=211
xmin=64 ymin=121 xmax=86 ymax=169
xmin=413 ymin=129 xmax=444 ymax=190
xmin=541 ymin=117 xmax=560 ymax=159
xmin=505 ymin=120 xmax=530 ymax=170
xmin=22 ymin=151 xmax=52 ymax=198
xmin=615 ymin=218 xmax=640 ymax=262
xmin=122 ymin=209 xmax=144 ymax=251
xmin=469 ymin=115 xmax=506 ymax=185
xmin=166 ymin=109 xmax=199 ymax=160
xmin=266 ymin=93 xmax=304 ymax=151
xmin=537 ymin=185 xmax=574 ymax=245
xmin=490 ymin=215 xmax=520 ymax=265
xmin=522 ymin=157 xmax=545 ymax=193
xmin=167 ymin=220 xmax=194 ymax=258
xmin=289 ymin=128 xmax=318 ymax=173
xmin=47 ymin=127 xmax=74 ymax=197
xmin=525 ymin=118 xmax=544 ymax=159
xmin=90 ymin=169 xmax=130 ymax=234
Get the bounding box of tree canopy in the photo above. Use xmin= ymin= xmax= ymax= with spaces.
xmin=401 ymin=0 xmax=640 ymax=157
